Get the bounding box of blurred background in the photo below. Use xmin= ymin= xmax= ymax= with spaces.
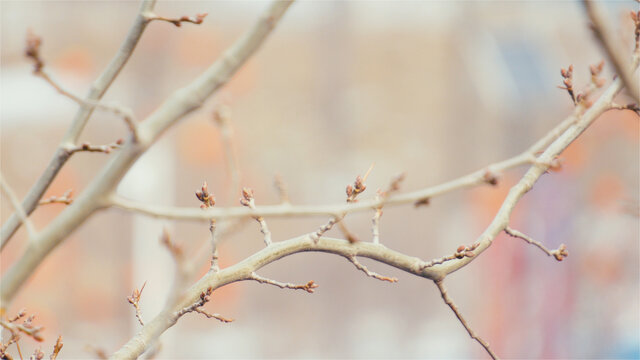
xmin=1 ymin=1 xmax=638 ymax=359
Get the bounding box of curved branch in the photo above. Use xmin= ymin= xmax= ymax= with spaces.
xmin=110 ymin=236 xmax=435 ymax=359
xmin=435 ymin=54 xmax=640 ymax=277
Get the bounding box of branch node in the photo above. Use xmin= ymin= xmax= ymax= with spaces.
xmin=176 ymin=287 xmax=233 ymax=323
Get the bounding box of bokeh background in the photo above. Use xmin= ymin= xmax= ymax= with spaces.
xmin=1 ymin=1 xmax=638 ymax=359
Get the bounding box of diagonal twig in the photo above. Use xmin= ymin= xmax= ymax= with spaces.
xmin=435 ymin=280 xmax=497 ymax=359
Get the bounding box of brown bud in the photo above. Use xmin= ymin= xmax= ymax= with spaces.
xmin=346 ymin=184 xmax=353 ymax=197
xmin=456 ymin=245 xmax=466 ymax=253
xmin=242 ymin=187 xmax=254 ymax=201
xmin=414 ymin=197 xmax=430 ymax=207
xmin=483 ymin=171 xmax=498 ymax=186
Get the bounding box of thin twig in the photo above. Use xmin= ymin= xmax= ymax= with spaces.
xmin=249 ymin=272 xmax=318 ymax=293
xmin=346 ymin=256 xmax=397 ymax=282
xmin=67 ymin=140 xmax=123 ymax=155
xmin=144 ymin=12 xmax=207 ymax=27
xmin=175 ymin=287 xmax=232 ymax=323
xmin=213 ymin=105 xmax=241 ymax=199
xmin=50 ymin=336 xmax=63 ymax=360
xmin=273 ymin=174 xmax=290 ymax=204
xmin=0 ymin=174 xmax=37 ymax=239
xmin=504 ymin=227 xmax=568 ymax=261
xmin=127 ymin=282 xmax=147 ymax=326
xmin=435 ymin=280 xmax=498 ymax=360
xmin=38 ymin=189 xmax=73 ymax=206
xmin=240 ymin=188 xmax=272 ymax=246
xmin=25 ymin=31 xmax=139 ymax=140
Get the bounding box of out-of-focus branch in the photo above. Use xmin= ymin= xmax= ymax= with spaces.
xmin=38 ymin=189 xmax=73 ymax=206
xmin=0 ymin=0 xmax=157 ymax=248
xmin=144 ymin=12 xmax=208 ymax=27
xmin=0 ymin=174 xmax=37 ymax=240
xmin=583 ymin=0 xmax=639 ymax=103
xmin=1 ymin=0 xmax=294 ymax=312
xmin=127 ymin=282 xmax=147 ymax=326
xmin=213 ymin=105 xmax=242 ymax=198
xmin=24 ymin=33 xmax=139 ymax=139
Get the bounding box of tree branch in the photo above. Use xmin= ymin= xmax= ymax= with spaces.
xmin=583 ymin=0 xmax=639 ymax=103
xmin=0 ymin=0 xmax=295 ymax=310
xmin=433 ymin=54 xmax=639 ymax=278
xmin=0 ymin=174 xmax=37 ymax=240
xmin=110 ymin=236 xmax=439 ymax=359
xmin=106 ymin=107 xmax=582 ymax=223
xmin=0 ymin=0 xmax=157 ymax=248
xmin=435 ymin=280 xmax=497 ymax=359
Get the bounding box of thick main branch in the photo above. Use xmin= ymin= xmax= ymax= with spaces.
xmin=0 ymin=0 xmax=294 ymax=310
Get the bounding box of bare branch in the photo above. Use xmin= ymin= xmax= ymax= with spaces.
xmin=195 ymin=182 xmax=219 ymax=271
xmin=38 ymin=189 xmax=73 ymax=206
xmin=192 ymin=308 xmax=233 ymax=323
xmin=0 ymin=0 xmax=157 ymax=247
xmin=111 ymin=236 xmax=442 ymax=359
xmin=213 ymin=105 xmax=241 ymax=198
xmin=127 ymin=282 xmax=147 ymax=326
xmin=0 ymin=312 xmax=44 ymax=342
xmin=24 ymin=32 xmax=139 ymax=139
xmin=420 ymin=243 xmax=478 ymax=270
xmin=240 ymin=188 xmax=272 ymax=246
xmin=145 ymin=12 xmax=207 ymax=27
xmin=346 ymin=256 xmax=397 ymax=283
xmin=435 ymin=280 xmax=497 ymax=360
xmin=273 ymin=174 xmax=290 ymax=204
xmin=249 ymin=272 xmax=318 ymax=293
xmin=434 ymin=54 xmax=640 ymax=277
xmin=1 ymin=0 xmax=295 ymax=309
xmin=175 ymin=287 xmax=232 ymax=323
xmin=583 ymin=0 xmax=639 ymax=103
xmin=372 ymin=173 xmax=405 ymax=244
xmin=504 ymin=227 xmax=568 ymax=261
xmin=0 ymin=174 xmax=37 ymax=239
xmin=67 ymin=140 xmax=123 ymax=155
xmin=50 ymin=336 xmax=63 ymax=360
xmin=108 ymin=112 xmax=586 ymax=222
